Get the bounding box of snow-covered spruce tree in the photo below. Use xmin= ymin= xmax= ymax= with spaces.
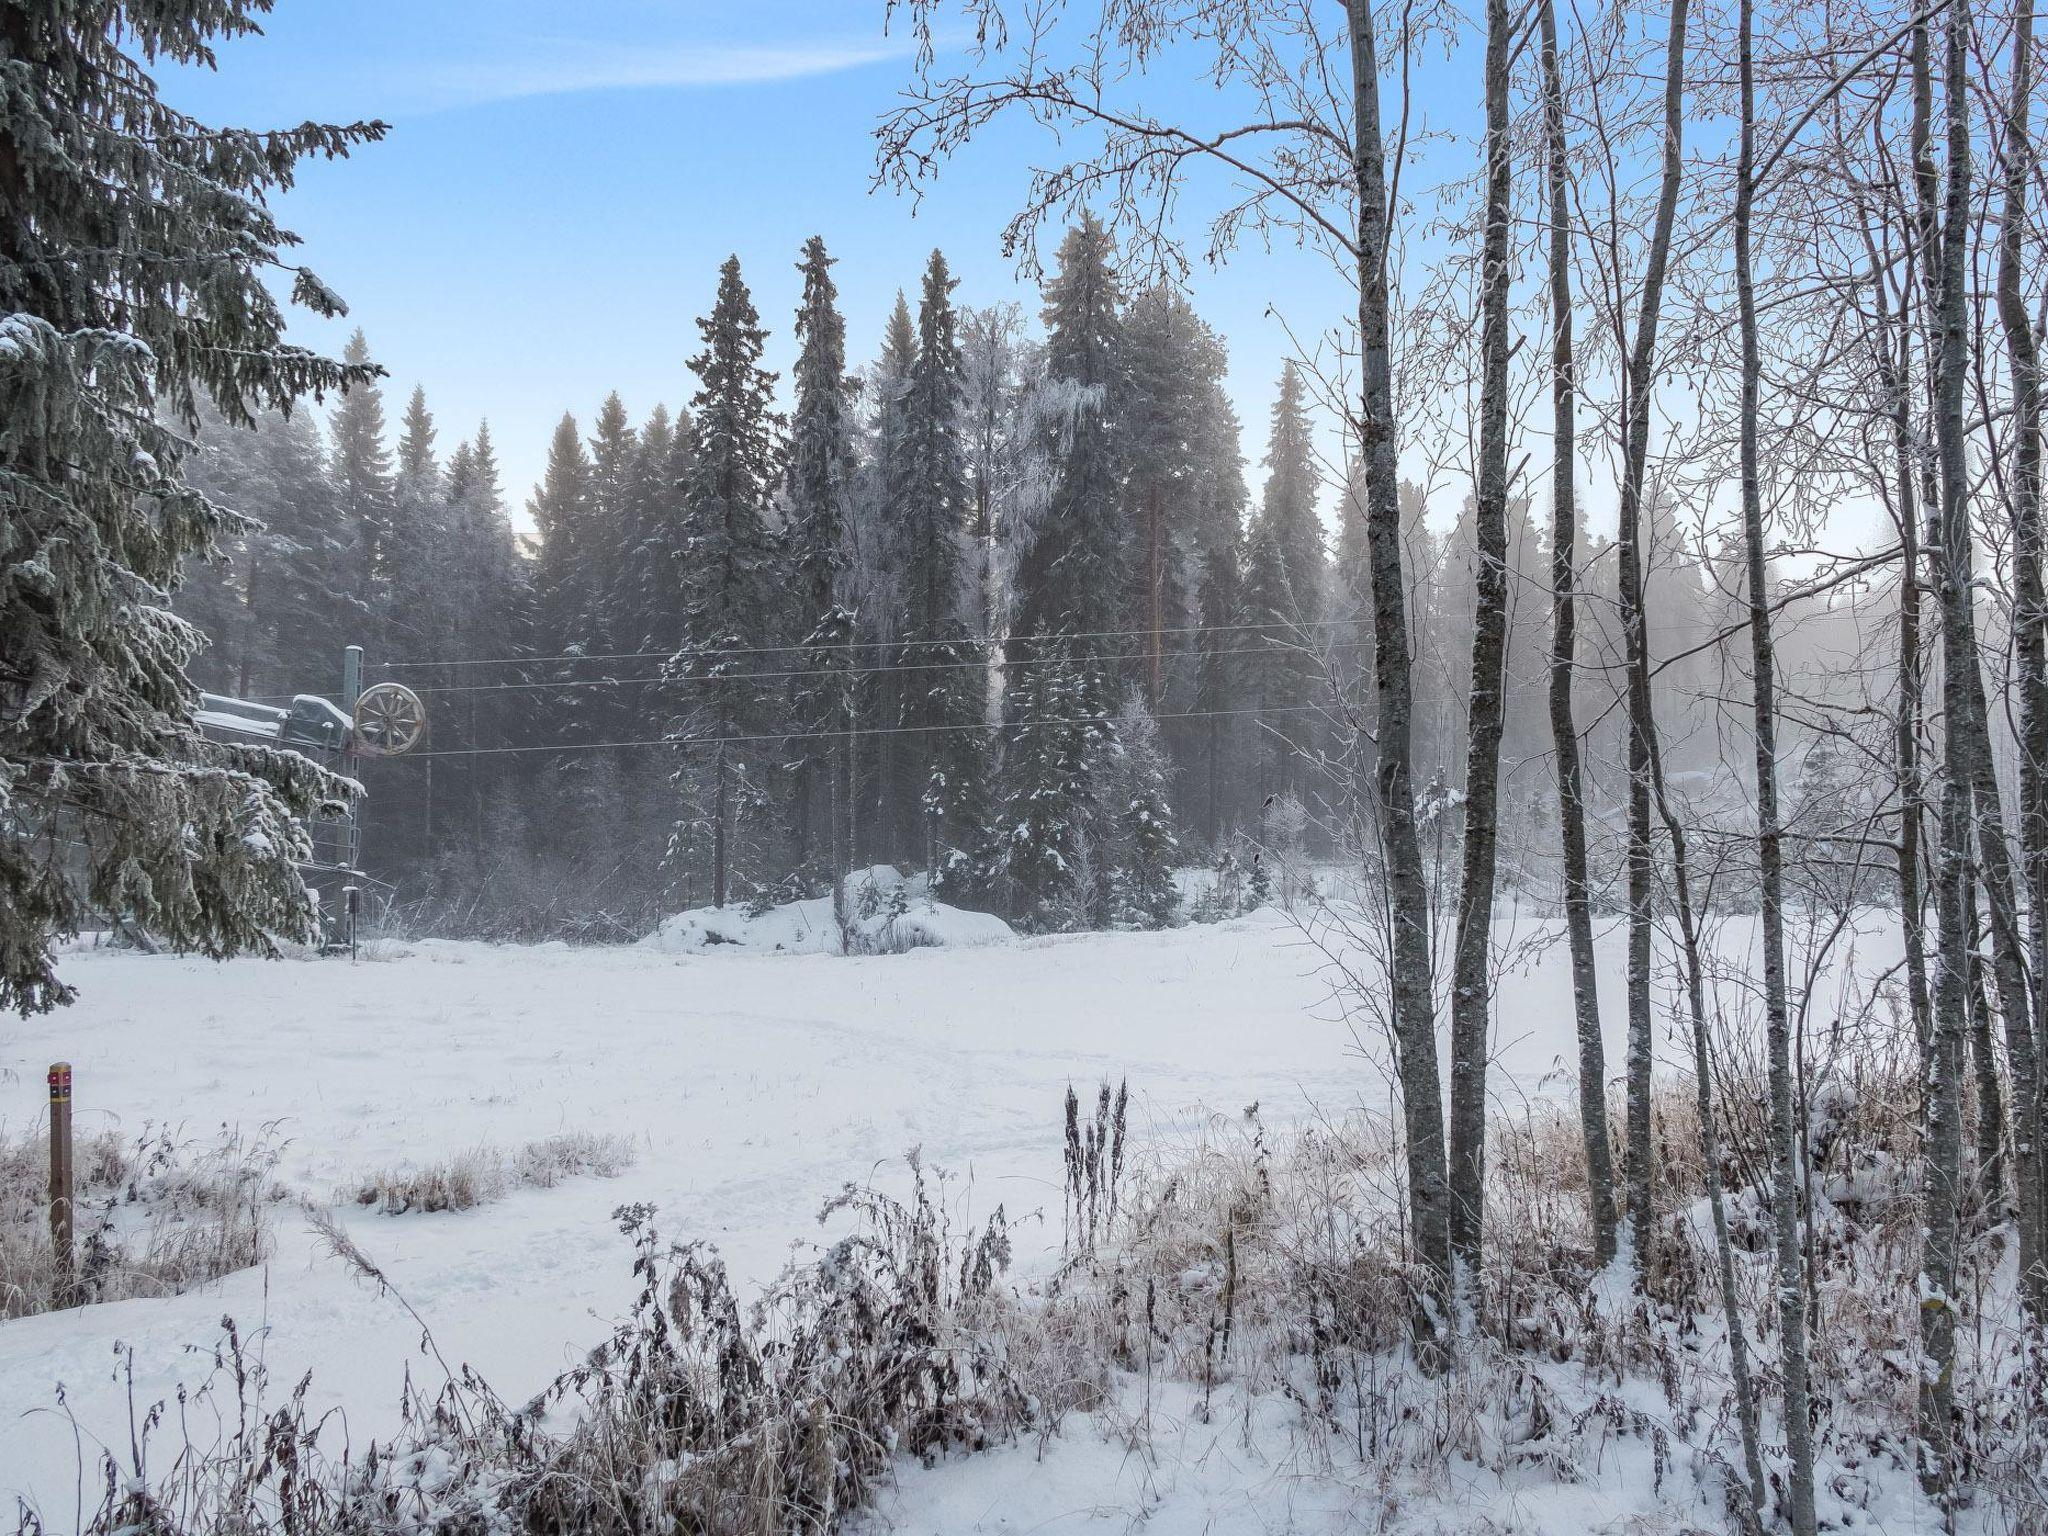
xmin=785 ymin=237 xmax=858 ymax=876
xmin=0 ymin=1 xmax=381 ymax=1012
xmin=671 ymin=256 xmax=782 ymax=909
xmin=1109 ymin=692 xmax=1180 ymax=927
xmin=1000 ymin=646 xmax=1100 ymax=928
xmin=1010 ymin=213 xmax=1126 ymax=653
xmin=957 ymin=302 xmax=1032 ymax=646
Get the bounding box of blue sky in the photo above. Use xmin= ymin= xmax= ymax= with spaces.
xmin=162 ymin=1 xmax=1366 ymax=524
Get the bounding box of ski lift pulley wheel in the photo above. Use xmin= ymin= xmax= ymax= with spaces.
xmin=351 ymin=682 xmax=427 ymax=756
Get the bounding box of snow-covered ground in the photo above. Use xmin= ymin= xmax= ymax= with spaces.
xmin=0 ymin=906 xmax=1896 ymax=1524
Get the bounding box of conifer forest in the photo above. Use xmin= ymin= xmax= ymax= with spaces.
xmin=3 ymin=1 xmax=2048 ymax=1532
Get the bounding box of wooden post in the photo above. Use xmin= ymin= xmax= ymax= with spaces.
xmin=47 ymin=1062 xmax=73 ymax=1306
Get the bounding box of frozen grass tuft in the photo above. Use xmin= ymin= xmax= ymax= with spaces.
xmin=342 ymin=1130 xmax=636 ymax=1214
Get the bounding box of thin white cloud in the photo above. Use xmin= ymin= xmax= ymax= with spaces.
xmin=410 ymin=36 xmax=906 ymax=110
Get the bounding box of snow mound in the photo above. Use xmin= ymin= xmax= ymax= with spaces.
xmin=642 ymin=866 xmax=1015 ymax=956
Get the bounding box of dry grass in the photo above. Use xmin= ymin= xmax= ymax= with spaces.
xmin=0 ymin=1122 xmax=286 ymax=1320
xmin=15 ymin=1070 xmax=2045 ymax=1534
xmin=341 ymin=1130 xmax=636 ymax=1214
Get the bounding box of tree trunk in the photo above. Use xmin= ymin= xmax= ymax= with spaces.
xmin=713 ymin=735 xmax=730 ymax=910
xmin=1733 ymin=4 xmax=1814 ymax=1526
xmin=1147 ymin=484 xmax=1165 ymax=705
xmin=1646 ymin=716 xmax=1766 ymax=1527
xmin=1347 ymin=0 xmax=1452 ymax=1362
xmin=1965 ymin=870 xmax=2006 ymax=1205
xmin=1916 ymin=0 xmax=1973 ymax=1493
xmin=1537 ymin=0 xmax=1616 ymax=1271
xmin=1446 ymin=0 xmax=1514 ymax=1289
xmin=1614 ymin=0 xmax=1691 ymax=1273
xmin=1993 ymin=0 xmax=2048 ymax=1315
xmin=1872 ymin=271 xmax=1932 ymax=1062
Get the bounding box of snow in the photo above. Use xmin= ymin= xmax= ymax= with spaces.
xmin=642 ymin=865 xmax=1016 ymax=955
xmin=0 ymin=907 xmax=1903 ymax=1524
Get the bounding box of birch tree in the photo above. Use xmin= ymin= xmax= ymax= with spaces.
xmin=878 ymin=0 xmax=1457 ymax=1353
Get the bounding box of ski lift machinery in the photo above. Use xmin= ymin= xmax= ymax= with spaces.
xmin=195 ymin=645 xmax=427 ymax=955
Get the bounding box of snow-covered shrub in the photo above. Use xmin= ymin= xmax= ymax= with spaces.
xmin=0 ymin=1122 xmax=285 ymax=1319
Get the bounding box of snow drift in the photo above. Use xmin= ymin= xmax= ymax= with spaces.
xmin=642 ymin=866 xmax=1015 ymax=956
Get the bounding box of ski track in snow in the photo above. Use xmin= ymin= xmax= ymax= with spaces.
xmin=0 ymin=908 xmax=1897 ymax=1519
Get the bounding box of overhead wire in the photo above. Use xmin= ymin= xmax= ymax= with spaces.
xmin=397 ymin=702 xmax=1333 ymax=760
xmin=371 ymin=615 xmax=1368 ymax=672
xmin=395 ymin=640 xmax=1317 ymax=696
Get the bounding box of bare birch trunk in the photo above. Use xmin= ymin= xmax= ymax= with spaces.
xmin=1733 ymin=3 xmax=1814 ymax=1525
xmin=1917 ymin=0 xmax=1974 ymax=1493
xmin=1614 ymin=0 xmax=1691 ymax=1272
xmin=1347 ymin=0 xmax=1452 ymax=1361
xmin=1446 ymin=0 xmax=1514 ymax=1289
xmin=1993 ymin=0 xmax=2048 ymax=1317
xmin=1538 ymin=0 xmax=1617 ymax=1268
xmin=1873 ymin=280 xmax=1933 ymax=1061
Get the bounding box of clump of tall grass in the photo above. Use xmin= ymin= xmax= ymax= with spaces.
xmin=342 ymin=1130 xmax=635 ymax=1214
xmin=0 ymin=1121 xmax=286 ymax=1320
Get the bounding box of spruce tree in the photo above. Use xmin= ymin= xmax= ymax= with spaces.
xmin=519 ymin=412 xmax=606 ymax=891
xmin=788 ymin=239 xmax=856 ymax=627
xmin=330 ymin=329 xmax=395 ymax=627
xmin=1110 ymin=692 xmax=1181 ymax=927
xmin=895 ymin=250 xmax=988 ymax=872
xmin=1011 ymin=213 xmax=1126 ymax=651
xmin=623 ymin=405 xmax=695 ymax=654
xmin=786 ymin=237 xmax=858 ymax=874
xmin=179 ymin=405 xmax=364 ymax=699
xmin=1193 ymin=533 xmax=1247 ymax=840
xmin=673 ymin=256 xmax=782 ymax=907
xmin=585 ymin=392 xmax=639 ymax=644
xmin=617 ymin=404 xmax=677 ymax=652
xmin=582 ymin=392 xmax=640 ymax=740
xmin=442 ymin=421 xmax=530 ymax=873
xmin=0 ymin=1 xmax=380 ymax=1011
xmin=365 ymin=384 xmax=448 ymax=885
xmin=384 ymin=385 xmax=447 ymax=663
xmin=1002 ymin=216 xmax=1126 ymax=922
xmin=1000 ymin=647 xmax=1093 ymax=928
xmin=1241 ymin=362 xmax=1325 ymax=797
xmin=862 ymin=291 xmax=920 ymax=862
xmin=1119 ymin=286 xmax=1208 ymax=702
xmin=529 ymin=414 xmax=594 ymax=659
